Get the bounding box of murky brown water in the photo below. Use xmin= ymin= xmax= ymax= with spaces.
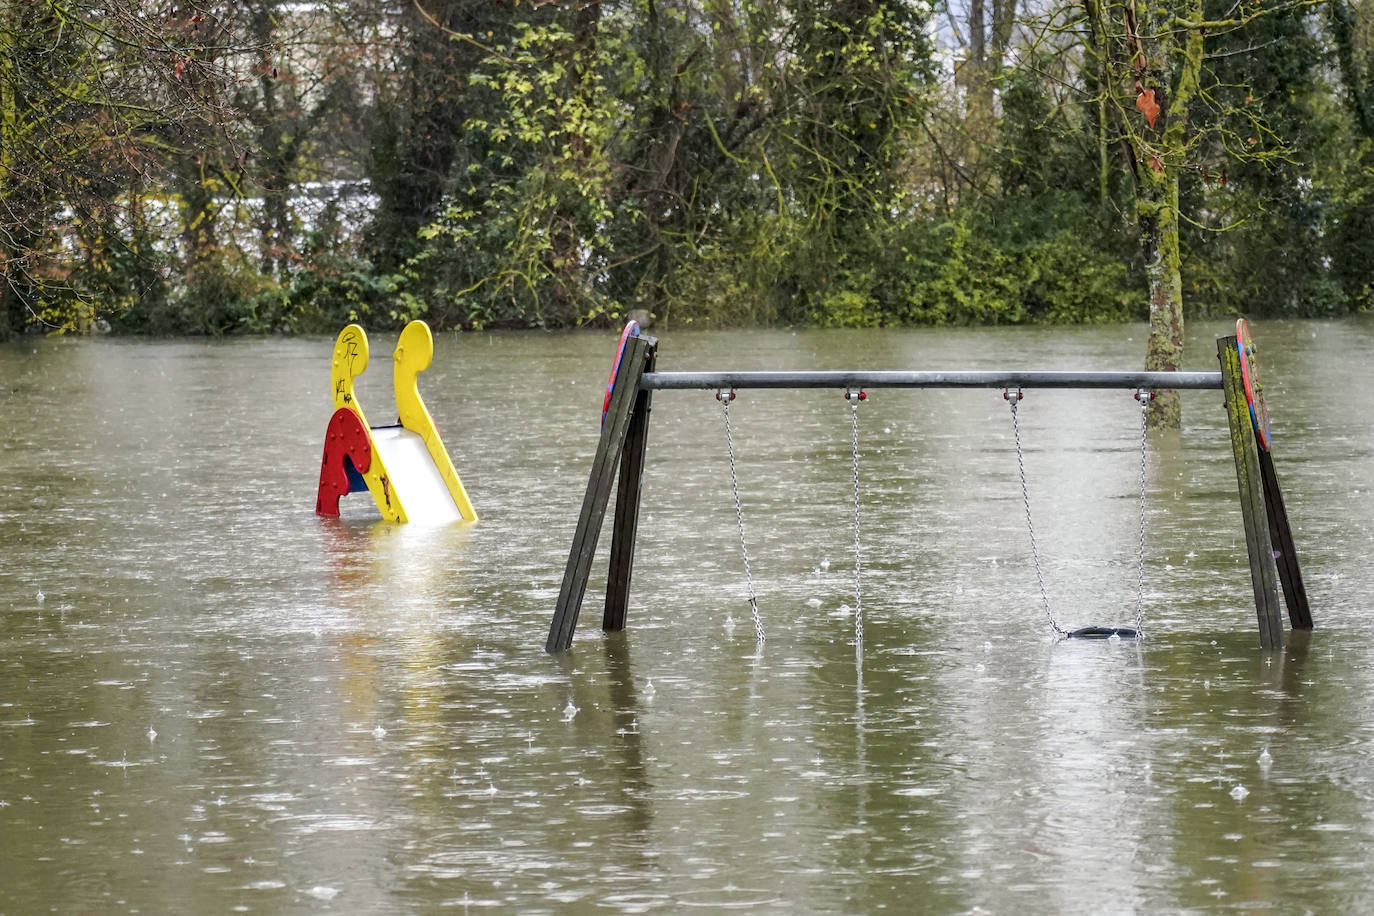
xmin=3 ymin=319 xmax=1372 ymax=913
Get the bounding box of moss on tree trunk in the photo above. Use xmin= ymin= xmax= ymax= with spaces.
xmin=1133 ymin=0 xmax=1205 ymax=429
xmin=1139 ymin=171 xmax=1184 ymax=427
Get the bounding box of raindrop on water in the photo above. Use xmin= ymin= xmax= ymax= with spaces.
xmin=562 ymin=701 xmax=579 ymax=722
xmin=1258 ymin=747 xmax=1273 ymax=769
xmin=1230 ymin=784 xmax=1249 ymax=801
xmin=371 ymin=725 xmax=387 ymax=739
xmin=643 ymin=679 xmax=656 ymax=699
xmin=147 ymin=727 xmax=157 ymax=743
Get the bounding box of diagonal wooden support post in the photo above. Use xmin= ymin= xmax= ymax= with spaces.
xmin=547 ymin=334 xmax=657 ymax=653
xmin=1218 ymin=335 xmax=1284 ymax=650
xmin=1257 ymin=448 xmax=1312 ymax=630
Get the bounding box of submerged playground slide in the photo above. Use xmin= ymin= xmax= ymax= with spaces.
xmin=315 ymin=320 xmax=476 ymax=525
xmin=366 ymin=425 xmax=465 ymax=525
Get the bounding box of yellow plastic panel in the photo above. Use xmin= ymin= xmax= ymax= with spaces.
xmin=393 ymin=321 xmax=478 ymax=522
xmin=328 ymin=323 xmax=407 ymax=522
xmin=331 ymin=324 xmax=372 ymax=426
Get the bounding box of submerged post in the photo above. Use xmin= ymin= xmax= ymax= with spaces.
xmin=1218 ymin=335 xmax=1284 ymax=649
xmin=547 ymin=334 xmax=657 ymax=653
xmin=1259 ymin=448 xmax=1312 ymax=629
xmin=603 ymin=343 xmax=658 ymax=631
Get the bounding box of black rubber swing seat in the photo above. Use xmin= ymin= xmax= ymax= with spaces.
xmin=1067 ymin=626 xmax=1142 ymax=639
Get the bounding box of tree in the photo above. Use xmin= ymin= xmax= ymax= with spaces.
xmin=768 ymin=0 xmax=933 ymax=323
xmin=939 ymin=0 xmax=1021 ymax=201
xmin=1325 ymin=0 xmax=1374 ymax=309
xmin=393 ymin=0 xmax=933 ymax=330
xmin=1178 ymin=0 xmax=1342 ymax=317
xmin=1077 ymin=0 xmax=1320 ymax=425
xmin=200 ymin=0 xmax=387 ymax=333
xmin=0 ymin=2 xmax=244 ymax=338
xmin=365 ymin=1 xmax=516 ymax=278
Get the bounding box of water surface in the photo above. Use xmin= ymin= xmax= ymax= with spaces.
xmin=2 ymin=319 xmax=1372 ymax=913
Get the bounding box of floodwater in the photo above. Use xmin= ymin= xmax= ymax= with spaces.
xmin=2 ymin=318 xmax=1372 ymax=913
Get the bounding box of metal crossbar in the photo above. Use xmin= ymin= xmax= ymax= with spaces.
xmin=641 ymin=370 xmax=1223 ymax=391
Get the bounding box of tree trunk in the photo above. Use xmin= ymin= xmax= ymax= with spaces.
xmin=962 ymin=0 xmax=994 ymax=138
xmin=1081 ymin=0 xmax=1112 ymax=211
xmin=1138 ymin=167 xmax=1183 ymax=427
xmin=0 ymin=10 xmax=31 ymax=338
xmin=1130 ymin=0 xmax=1204 ymax=428
xmin=1330 ymin=0 xmax=1374 ymax=139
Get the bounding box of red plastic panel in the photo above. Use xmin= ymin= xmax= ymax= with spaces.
xmin=316 ymin=408 xmax=372 ymax=516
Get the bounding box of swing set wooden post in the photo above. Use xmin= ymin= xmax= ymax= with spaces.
xmin=1261 ymin=447 xmax=1312 ymax=629
xmin=1217 ymin=334 xmax=1312 ymax=650
xmin=603 ymin=342 xmax=658 ymax=633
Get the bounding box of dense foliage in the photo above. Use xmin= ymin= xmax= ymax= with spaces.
xmin=0 ymin=0 xmax=1369 ymax=340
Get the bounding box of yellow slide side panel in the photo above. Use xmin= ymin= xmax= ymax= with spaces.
xmin=393 ymin=321 xmax=478 ymax=522
xmin=331 ymin=323 xmax=372 ymax=426
xmin=329 ymin=323 xmax=408 ymax=522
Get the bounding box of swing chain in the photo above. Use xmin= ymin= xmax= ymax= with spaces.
xmin=845 ymin=389 xmax=865 ymax=644
xmin=1133 ymin=389 xmax=1154 ymax=637
xmin=1005 ymin=389 xmax=1070 ymax=639
xmin=718 ymin=389 xmax=765 ymax=643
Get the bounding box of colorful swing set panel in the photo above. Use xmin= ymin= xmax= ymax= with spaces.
xmin=1236 ymin=318 xmax=1271 ymax=451
xmin=602 ymin=320 xmax=640 ymax=428
xmin=315 ymin=321 xmax=477 ymax=524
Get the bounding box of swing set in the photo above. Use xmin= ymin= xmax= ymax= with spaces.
xmin=545 ymin=320 xmax=1312 ymax=653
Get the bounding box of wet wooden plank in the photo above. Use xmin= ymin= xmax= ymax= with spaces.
xmin=1218 ymin=335 xmax=1284 ymax=650
xmin=603 ymin=343 xmax=658 ymax=632
xmin=1258 ymin=448 xmax=1313 ymax=629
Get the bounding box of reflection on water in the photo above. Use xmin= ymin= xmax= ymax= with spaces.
xmin=3 ymin=319 xmax=1374 ymax=912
